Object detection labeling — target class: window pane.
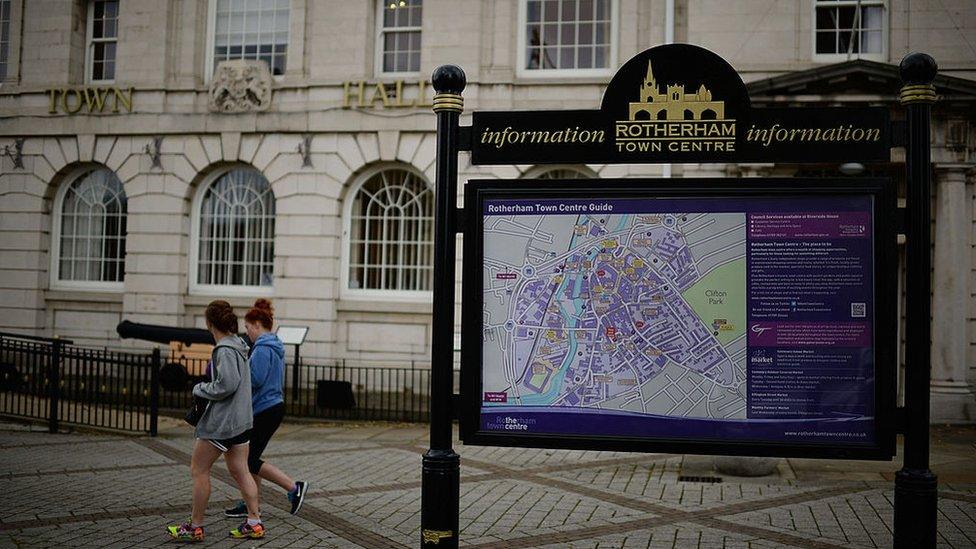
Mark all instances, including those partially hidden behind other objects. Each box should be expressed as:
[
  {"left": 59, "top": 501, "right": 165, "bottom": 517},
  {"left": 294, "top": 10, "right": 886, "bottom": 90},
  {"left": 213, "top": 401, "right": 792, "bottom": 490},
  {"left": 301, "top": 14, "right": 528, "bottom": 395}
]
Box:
[
  {"left": 861, "top": 29, "right": 882, "bottom": 53},
  {"left": 862, "top": 6, "right": 883, "bottom": 30},
  {"left": 815, "top": 7, "right": 833, "bottom": 30},
  {"left": 559, "top": 46, "right": 574, "bottom": 68},
  {"left": 348, "top": 168, "right": 432, "bottom": 292},
  {"left": 837, "top": 6, "right": 855, "bottom": 31},
  {"left": 816, "top": 30, "right": 835, "bottom": 54},
  {"left": 380, "top": 1, "right": 423, "bottom": 73},
  {"left": 594, "top": 45, "right": 607, "bottom": 67},
  {"left": 543, "top": 23, "right": 557, "bottom": 45},
  {"left": 562, "top": 0, "right": 577, "bottom": 20},
  {"left": 58, "top": 168, "right": 127, "bottom": 283},
  {"left": 529, "top": 0, "right": 615, "bottom": 70},
  {"left": 213, "top": 0, "right": 290, "bottom": 73},
  {"left": 197, "top": 168, "right": 275, "bottom": 287},
  {"left": 578, "top": 46, "right": 592, "bottom": 68},
  {"left": 579, "top": 23, "right": 592, "bottom": 44}
]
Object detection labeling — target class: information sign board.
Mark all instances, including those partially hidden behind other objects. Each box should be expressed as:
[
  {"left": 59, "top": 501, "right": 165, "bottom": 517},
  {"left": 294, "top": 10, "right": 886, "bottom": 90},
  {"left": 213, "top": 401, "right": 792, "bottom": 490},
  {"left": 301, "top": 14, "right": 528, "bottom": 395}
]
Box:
[{"left": 461, "top": 178, "right": 896, "bottom": 459}]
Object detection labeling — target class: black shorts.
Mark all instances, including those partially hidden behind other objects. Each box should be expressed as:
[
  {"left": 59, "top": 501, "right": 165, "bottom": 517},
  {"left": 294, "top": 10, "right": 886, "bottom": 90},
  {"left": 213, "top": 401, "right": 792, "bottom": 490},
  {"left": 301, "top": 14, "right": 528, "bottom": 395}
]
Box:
[
  {"left": 206, "top": 430, "right": 250, "bottom": 453},
  {"left": 248, "top": 402, "right": 285, "bottom": 474}
]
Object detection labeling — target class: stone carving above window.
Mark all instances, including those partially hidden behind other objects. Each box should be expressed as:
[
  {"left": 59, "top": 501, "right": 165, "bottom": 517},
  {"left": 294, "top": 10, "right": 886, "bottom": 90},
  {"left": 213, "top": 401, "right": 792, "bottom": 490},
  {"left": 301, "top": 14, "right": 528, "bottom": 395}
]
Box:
[{"left": 208, "top": 60, "right": 273, "bottom": 113}]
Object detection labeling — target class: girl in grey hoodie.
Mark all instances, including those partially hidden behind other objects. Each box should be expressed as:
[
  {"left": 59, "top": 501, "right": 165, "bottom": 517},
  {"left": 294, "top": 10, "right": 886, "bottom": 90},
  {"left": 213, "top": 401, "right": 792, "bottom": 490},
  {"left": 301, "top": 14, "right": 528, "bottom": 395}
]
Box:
[{"left": 167, "top": 301, "right": 265, "bottom": 542}]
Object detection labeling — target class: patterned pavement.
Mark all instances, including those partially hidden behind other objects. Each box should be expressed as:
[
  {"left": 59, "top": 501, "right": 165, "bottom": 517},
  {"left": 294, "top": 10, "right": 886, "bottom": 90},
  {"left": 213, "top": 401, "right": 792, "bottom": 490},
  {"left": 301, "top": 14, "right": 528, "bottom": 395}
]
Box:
[{"left": 0, "top": 418, "right": 973, "bottom": 548}]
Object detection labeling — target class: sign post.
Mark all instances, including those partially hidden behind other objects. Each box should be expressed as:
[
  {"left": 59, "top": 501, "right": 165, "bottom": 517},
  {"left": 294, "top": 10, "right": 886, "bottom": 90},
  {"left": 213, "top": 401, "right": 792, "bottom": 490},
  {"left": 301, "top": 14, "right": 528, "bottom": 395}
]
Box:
[
  {"left": 420, "top": 65, "right": 466, "bottom": 549},
  {"left": 893, "top": 52, "right": 939, "bottom": 549},
  {"left": 424, "top": 44, "right": 939, "bottom": 548}
]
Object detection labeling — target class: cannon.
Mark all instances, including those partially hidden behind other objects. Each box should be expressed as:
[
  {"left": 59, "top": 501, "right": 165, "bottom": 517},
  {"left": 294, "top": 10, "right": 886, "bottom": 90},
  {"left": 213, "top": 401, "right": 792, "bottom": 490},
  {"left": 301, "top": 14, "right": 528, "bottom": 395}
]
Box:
[{"left": 116, "top": 321, "right": 216, "bottom": 391}]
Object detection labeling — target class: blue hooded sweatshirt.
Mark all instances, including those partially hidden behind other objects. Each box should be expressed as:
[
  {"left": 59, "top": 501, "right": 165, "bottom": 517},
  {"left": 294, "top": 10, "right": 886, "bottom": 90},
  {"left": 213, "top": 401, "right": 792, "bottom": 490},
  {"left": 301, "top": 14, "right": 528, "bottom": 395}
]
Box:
[{"left": 248, "top": 332, "right": 285, "bottom": 415}]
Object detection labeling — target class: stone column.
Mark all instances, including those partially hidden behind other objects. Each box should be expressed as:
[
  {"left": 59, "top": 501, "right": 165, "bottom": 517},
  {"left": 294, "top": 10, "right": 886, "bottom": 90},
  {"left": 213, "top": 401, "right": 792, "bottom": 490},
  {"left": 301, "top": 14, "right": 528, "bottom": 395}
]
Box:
[{"left": 930, "top": 164, "right": 976, "bottom": 423}]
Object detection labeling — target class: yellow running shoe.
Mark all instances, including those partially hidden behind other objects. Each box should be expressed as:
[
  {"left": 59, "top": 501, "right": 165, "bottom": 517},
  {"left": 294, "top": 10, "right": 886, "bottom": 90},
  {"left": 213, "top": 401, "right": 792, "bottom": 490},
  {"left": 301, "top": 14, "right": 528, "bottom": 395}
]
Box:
[
  {"left": 166, "top": 521, "right": 204, "bottom": 543},
  {"left": 229, "top": 520, "right": 265, "bottom": 539}
]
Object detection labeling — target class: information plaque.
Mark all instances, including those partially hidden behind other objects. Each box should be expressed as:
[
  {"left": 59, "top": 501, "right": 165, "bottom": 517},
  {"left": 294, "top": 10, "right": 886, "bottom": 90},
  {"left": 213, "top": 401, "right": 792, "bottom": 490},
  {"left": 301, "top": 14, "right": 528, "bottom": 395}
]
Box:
[{"left": 461, "top": 178, "right": 896, "bottom": 459}]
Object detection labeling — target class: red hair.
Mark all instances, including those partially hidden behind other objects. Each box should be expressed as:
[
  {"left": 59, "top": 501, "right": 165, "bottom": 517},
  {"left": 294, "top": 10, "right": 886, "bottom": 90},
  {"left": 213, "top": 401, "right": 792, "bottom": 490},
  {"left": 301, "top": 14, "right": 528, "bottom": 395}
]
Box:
[{"left": 245, "top": 298, "right": 274, "bottom": 331}]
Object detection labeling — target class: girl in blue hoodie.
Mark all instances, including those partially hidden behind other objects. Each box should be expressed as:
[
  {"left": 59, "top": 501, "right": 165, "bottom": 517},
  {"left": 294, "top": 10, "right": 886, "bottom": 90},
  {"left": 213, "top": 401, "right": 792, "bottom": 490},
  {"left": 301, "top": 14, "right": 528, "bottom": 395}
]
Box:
[{"left": 224, "top": 299, "right": 309, "bottom": 518}]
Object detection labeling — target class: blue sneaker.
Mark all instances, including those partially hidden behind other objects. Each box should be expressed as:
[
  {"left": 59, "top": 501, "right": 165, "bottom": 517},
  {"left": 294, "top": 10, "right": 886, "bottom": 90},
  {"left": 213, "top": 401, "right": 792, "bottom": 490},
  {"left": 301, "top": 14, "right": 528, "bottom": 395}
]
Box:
[{"left": 287, "top": 481, "right": 309, "bottom": 515}]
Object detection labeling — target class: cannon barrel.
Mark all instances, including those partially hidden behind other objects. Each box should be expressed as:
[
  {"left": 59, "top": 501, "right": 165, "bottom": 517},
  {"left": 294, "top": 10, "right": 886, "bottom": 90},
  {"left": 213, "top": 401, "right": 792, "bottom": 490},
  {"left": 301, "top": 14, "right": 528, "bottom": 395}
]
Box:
[{"left": 116, "top": 320, "right": 214, "bottom": 345}]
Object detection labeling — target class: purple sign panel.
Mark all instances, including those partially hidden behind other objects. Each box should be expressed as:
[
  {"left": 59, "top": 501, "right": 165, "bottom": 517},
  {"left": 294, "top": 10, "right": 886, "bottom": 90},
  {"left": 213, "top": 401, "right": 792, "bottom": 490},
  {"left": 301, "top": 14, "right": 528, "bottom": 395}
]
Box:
[{"left": 479, "top": 195, "right": 875, "bottom": 445}]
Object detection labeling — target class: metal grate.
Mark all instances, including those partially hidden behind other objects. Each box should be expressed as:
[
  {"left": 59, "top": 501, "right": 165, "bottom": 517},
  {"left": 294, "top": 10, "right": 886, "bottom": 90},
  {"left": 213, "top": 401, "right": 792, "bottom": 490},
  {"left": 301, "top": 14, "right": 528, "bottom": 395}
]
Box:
[{"left": 677, "top": 475, "right": 723, "bottom": 483}]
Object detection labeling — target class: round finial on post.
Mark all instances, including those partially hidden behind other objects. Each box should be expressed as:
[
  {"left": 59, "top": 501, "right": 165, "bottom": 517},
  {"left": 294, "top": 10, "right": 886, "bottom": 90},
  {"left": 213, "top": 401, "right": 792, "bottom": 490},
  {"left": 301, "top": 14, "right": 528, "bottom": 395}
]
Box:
[
  {"left": 432, "top": 65, "right": 466, "bottom": 95},
  {"left": 431, "top": 65, "right": 466, "bottom": 113},
  {"left": 899, "top": 52, "right": 937, "bottom": 85},
  {"left": 899, "top": 52, "right": 937, "bottom": 105}
]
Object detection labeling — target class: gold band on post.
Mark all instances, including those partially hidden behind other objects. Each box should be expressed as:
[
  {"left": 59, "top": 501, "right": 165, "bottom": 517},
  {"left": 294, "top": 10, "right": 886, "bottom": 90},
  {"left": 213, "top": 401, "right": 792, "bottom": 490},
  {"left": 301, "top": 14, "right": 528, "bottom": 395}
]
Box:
[
  {"left": 432, "top": 93, "right": 463, "bottom": 113},
  {"left": 899, "top": 84, "right": 937, "bottom": 105}
]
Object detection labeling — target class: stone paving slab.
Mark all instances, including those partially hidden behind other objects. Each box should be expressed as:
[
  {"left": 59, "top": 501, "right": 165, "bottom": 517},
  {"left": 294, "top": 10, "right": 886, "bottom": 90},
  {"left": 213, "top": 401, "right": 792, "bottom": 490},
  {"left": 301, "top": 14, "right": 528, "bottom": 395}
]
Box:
[
  {"left": 533, "top": 521, "right": 796, "bottom": 549},
  {"left": 314, "top": 477, "right": 657, "bottom": 547},
  {"left": 0, "top": 438, "right": 172, "bottom": 476},
  {"left": 2, "top": 507, "right": 355, "bottom": 548},
  {"left": 722, "top": 488, "right": 976, "bottom": 548},
  {"left": 1, "top": 419, "right": 975, "bottom": 548},
  {"left": 0, "top": 466, "right": 240, "bottom": 524}
]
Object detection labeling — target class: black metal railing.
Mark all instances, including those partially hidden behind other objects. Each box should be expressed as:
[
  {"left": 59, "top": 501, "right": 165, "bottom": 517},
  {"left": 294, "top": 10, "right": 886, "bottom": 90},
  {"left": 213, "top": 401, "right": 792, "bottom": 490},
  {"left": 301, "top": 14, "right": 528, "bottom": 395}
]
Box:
[
  {"left": 2, "top": 331, "right": 442, "bottom": 433},
  {"left": 0, "top": 332, "right": 160, "bottom": 435},
  {"left": 157, "top": 356, "right": 436, "bottom": 423}
]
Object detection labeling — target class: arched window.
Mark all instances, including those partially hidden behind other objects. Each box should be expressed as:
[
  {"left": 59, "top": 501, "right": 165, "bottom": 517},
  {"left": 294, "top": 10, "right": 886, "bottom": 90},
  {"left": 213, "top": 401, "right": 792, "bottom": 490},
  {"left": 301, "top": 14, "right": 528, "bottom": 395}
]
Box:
[
  {"left": 525, "top": 166, "right": 596, "bottom": 179},
  {"left": 193, "top": 167, "right": 275, "bottom": 292},
  {"left": 344, "top": 165, "right": 433, "bottom": 296},
  {"left": 52, "top": 166, "right": 127, "bottom": 288}
]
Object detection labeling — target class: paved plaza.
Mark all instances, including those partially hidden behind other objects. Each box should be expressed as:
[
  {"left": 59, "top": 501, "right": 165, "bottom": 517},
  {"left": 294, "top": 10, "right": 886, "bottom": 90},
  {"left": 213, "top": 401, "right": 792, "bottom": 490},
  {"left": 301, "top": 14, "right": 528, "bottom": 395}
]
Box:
[{"left": 0, "top": 417, "right": 974, "bottom": 548}]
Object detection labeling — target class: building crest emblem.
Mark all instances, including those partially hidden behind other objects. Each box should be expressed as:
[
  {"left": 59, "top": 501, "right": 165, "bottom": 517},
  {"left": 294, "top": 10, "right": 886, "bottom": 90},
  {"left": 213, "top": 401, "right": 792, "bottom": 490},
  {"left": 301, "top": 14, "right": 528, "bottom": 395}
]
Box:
[{"left": 208, "top": 59, "right": 273, "bottom": 113}]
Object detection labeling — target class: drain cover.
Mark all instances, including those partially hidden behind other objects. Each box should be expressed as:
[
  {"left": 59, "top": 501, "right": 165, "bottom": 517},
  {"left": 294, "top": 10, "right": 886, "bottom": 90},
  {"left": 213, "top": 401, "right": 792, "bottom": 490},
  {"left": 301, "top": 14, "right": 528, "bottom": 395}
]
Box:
[{"left": 677, "top": 475, "right": 723, "bottom": 483}]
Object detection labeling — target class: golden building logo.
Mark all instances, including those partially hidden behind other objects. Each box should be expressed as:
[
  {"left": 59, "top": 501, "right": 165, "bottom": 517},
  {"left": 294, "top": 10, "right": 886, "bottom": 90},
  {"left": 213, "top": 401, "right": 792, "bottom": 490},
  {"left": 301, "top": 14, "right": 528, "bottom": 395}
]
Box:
[{"left": 615, "top": 61, "right": 736, "bottom": 153}]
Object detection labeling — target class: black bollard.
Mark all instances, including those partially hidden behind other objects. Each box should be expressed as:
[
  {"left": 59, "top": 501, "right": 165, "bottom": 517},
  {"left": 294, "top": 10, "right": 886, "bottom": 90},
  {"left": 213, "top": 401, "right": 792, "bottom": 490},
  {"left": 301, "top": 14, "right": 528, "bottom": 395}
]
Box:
[
  {"left": 893, "top": 51, "right": 938, "bottom": 549},
  {"left": 420, "top": 64, "right": 466, "bottom": 549}
]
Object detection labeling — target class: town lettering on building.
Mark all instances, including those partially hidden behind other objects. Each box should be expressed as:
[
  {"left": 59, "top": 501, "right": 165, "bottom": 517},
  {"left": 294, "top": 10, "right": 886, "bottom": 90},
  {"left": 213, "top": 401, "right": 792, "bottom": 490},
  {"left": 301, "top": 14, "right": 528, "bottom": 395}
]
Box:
[
  {"left": 46, "top": 87, "right": 133, "bottom": 114},
  {"left": 342, "top": 80, "right": 432, "bottom": 109}
]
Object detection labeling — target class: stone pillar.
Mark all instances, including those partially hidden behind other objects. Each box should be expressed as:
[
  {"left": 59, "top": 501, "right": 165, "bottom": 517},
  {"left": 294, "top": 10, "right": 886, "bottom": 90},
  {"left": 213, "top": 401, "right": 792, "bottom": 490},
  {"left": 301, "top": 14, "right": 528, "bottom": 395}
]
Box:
[{"left": 930, "top": 164, "right": 976, "bottom": 423}]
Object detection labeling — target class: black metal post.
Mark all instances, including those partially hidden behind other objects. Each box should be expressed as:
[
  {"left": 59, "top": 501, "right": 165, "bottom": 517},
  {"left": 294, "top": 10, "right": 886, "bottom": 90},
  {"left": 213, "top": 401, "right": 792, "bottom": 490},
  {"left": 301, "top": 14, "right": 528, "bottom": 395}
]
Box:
[
  {"left": 150, "top": 347, "right": 160, "bottom": 437},
  {"left": 894, "top": 52, "right": 939, "bottom": 549},
  {"left": 48, "top": 337, "right": 62, "bottom": 434},
  {"left": 420, "top": 64, "right": 465, "bottom": 548},
  {"left": 292, "top": 344, "right": 300, "bottom": 403}
]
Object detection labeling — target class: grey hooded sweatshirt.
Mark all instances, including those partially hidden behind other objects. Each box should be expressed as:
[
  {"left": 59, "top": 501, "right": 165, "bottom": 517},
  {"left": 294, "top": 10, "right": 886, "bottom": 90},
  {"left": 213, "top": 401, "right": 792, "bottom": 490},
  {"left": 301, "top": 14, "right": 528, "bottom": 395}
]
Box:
[{"left": 192, "top": 335, "right": 253, "bottom": 440}]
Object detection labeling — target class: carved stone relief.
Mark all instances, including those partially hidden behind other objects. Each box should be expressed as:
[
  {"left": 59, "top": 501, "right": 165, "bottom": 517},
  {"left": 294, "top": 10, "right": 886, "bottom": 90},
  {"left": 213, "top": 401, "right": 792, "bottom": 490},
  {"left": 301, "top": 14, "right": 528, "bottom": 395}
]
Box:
[{"left": 208, "top": 60, "right": 273, "bottom": 113}]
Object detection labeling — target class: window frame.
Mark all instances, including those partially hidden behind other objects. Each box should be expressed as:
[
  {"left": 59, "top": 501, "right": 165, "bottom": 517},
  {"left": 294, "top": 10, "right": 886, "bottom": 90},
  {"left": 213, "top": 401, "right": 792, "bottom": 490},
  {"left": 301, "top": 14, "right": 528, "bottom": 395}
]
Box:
[
  {"left": 85, "top": 0, "right": 119, "bottom": 85},
  {"left": 516, "top": 0, "right": 619, "bottom": 80},
  {"left": 811, "top": 0, "right": 887, "bottom": 63},
  {"left": 340, "top": 163, "right": 434, "bottom": 303},
  {"left": 49, "top": 164, "right": 127, "bottom": 293},
  {"left": 374, "top": 0, "right": 423, "bottom": 78},
  {"left": 0, "top": 0, "right": 11, "bottom": 81},
  {"left": 189, "top": 166, "right": 276, "bottom": 297},
  {"left": 204, "top": 0, "right": 290, "bottom": 84}
]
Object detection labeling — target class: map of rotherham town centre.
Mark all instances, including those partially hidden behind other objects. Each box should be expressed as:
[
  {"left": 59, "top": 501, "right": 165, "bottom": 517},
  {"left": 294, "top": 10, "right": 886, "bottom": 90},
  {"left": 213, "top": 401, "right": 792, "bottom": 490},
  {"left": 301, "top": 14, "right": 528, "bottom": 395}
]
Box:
[
  {"left": 482, "top": 200, "right": 747, "bottom": 419},
  {"left": 479, "top": 194, "right": 877, "bottom": 444}
]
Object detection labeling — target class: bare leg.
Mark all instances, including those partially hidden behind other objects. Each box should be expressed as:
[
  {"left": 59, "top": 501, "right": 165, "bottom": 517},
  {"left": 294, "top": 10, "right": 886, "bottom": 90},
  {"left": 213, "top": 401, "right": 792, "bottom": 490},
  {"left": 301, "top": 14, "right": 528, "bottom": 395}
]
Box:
[
  {"left": 190, "top": 440, "right": 222, "bottom": 525},
  {"left": 225, "top": 444, "right": 261, "bottom": 520},
  {"left": 258, "top": 462, "right": 295, "bottom": 493}
]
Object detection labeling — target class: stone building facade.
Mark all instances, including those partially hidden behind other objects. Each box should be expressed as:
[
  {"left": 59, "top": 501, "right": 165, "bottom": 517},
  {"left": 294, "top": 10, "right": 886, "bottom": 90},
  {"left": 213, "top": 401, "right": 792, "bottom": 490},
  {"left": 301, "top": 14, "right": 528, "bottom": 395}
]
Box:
[{"left": 1, "top": 0, "right": 974, "bottom": 420}]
